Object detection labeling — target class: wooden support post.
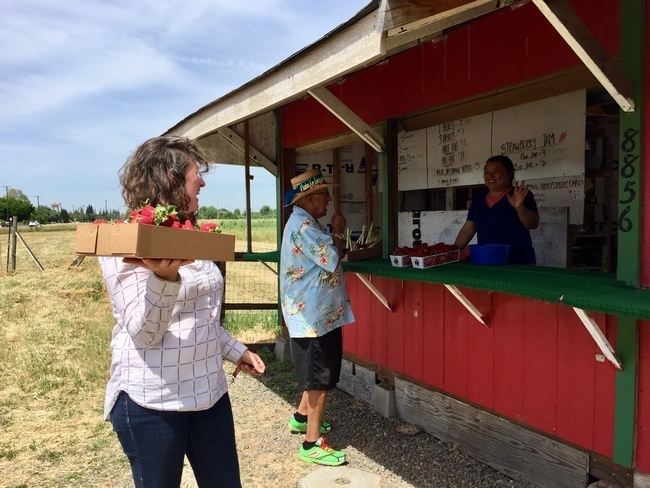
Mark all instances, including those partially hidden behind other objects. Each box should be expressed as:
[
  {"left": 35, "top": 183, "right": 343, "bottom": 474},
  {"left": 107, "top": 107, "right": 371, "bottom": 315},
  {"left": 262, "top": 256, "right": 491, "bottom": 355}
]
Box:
[
  {"left": 355, "top": 273, "right": 392, "bottom": 312},
  {"left": 365, "top": 143, "right": 374, "bottom": 228},
  {"left": 572, "top": 307, "right": 622, "bottom": 370},
  {"left": 333, "top": 147, "right": 340, "bottom": 214},
  {"left": 444, "top": 284, "right": 489, "bottom": 327}
]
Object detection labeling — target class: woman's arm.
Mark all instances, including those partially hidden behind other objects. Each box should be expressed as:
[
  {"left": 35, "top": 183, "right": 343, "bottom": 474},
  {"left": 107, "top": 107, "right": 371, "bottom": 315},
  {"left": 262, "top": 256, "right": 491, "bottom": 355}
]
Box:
[
  {"left": 454, "top": 221, "right": 477, "bottom": 249},
  {"left": 508, "top": 181, "right": 540, "bottom": 229}
]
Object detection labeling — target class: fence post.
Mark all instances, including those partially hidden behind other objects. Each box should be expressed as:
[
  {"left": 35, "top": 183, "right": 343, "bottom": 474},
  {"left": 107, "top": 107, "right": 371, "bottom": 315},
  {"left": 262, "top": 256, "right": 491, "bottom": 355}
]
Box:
[{"left": 8, "top": 216, "right": 17, "bottom": 272}]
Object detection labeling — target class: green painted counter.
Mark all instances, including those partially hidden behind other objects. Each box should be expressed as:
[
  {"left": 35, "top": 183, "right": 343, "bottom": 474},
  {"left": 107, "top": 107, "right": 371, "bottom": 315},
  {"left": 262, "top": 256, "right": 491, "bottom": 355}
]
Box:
[{"left": 241, "top": 252, "right": 650, "bottom": 320}]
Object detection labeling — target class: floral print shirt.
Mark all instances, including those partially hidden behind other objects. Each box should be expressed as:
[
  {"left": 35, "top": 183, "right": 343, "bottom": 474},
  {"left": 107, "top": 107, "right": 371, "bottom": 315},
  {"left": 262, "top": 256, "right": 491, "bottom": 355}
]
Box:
[{"left": 280, "top": 206, "right": 355, "bottom": 338}]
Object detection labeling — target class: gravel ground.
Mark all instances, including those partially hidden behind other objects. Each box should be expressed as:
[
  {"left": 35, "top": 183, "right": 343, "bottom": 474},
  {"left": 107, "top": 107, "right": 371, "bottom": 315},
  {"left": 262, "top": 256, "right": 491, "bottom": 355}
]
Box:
[{"left": 176, "top": 351, "right": 535, "bottom": 488}]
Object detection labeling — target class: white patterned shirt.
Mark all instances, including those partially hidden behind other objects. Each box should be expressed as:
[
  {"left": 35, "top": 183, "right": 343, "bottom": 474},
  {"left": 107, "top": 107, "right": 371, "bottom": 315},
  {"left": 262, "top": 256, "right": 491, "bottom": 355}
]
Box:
[
  {"left": 280, "top": 206, "right": 355, "bottom": 338},
  {"left": 99, "top": 257, "right": 247, "bottom": 420}
]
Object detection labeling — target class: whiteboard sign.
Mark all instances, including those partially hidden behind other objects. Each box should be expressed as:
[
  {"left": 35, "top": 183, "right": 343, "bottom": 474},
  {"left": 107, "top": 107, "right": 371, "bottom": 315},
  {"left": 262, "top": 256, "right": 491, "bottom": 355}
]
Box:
[
  {"left": 492, "top": 90, "right": 585, "bottom": 179},
  {"left": 397, "top": 128, "right": 427, "bottom": 191},
  {"left": 525, "top": 175, "right": 584, "bottom": 224},
  {"left": 426, "top": 113, "right": 493, "bottom": 187}
]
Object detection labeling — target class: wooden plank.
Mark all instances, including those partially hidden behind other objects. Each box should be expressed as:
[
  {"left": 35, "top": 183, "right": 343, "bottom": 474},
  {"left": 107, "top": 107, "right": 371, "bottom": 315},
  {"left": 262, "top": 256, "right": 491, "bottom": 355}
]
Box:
[
  {"left": 531, "top": 0, "right": 634, "bottom": 112},
  {"left": 464, "top": 287, "right": 494, "bottom": 409},
  {"left": 333, "top": 147, "right": 340, "bottom": 213},
  {"left": 165, "top": 13, "right": 385, "bottom": 140},
  {"left": 308, "top": 86, "right": 385, "bottom": 152},
  {"left": 338, "top": 359, "right": 375, "bottom": 404},
  {"left": 635, "top": 470, "right": 650, "bottom": 488},
  {"left": 443, "top": 285, "right": 469, "bottom": 398},
  {"left": 403, "top": 280, "right": 424, "bottom": 380},
  {"left": 556, "top": 305, "right": 596, "bottom": 449},
  {"left": 394, "top": 377, "right": 589, "bottom": 488},
  {"left": 592, "top": 313, "right": 616, "bottom": 457},
  {"left": 422, "top": 283, "right": 445, "bottom": 387},
  {"left": 588, "top": 452, "right": 632, "bottom": 488},
  {"left": 493, "top": 294, "right": 525, "bottom": 421},
  {"left": 382, "top": 0, "right": 479, "bottom": 31},
  {"left": 365, "top": 143, "right": 373, "bottom": 227},
  {"left": 522, "top": 300, "right": 558, "bottom": 435},
  {"left": 215, "top": 127, "right": 277, "bottom": 176}
]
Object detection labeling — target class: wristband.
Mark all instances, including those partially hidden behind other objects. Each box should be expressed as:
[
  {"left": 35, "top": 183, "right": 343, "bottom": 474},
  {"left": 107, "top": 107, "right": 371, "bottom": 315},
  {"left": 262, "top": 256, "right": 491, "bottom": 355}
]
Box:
[{"left": 333, "top": 233, "right": 345, "bottom": 240}]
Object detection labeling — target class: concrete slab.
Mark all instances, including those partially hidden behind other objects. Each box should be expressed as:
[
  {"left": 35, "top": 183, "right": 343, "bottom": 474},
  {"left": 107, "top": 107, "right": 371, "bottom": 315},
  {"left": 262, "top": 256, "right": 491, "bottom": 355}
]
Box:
[{"left": 297, "top": 466, "right": 380, "bottom": 488}]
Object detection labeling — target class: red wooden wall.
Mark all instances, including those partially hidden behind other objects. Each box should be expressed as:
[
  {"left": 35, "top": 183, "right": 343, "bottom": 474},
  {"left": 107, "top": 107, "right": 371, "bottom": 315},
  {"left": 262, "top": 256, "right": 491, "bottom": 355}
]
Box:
[
  {"left": 280, "top": 0, "right": 620, "bottom": 149},
  {"left": 277, "top": 0, "right": 647, "bottom": 467},
  {"left": 344, "top": 274, "right": 617, "bottom": 456}
]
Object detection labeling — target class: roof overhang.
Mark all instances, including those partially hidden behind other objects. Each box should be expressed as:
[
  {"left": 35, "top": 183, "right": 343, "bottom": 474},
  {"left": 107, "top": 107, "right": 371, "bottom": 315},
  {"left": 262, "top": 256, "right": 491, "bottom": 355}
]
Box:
[{"left": 164, "top": 0, "right": 634, "bottom": 166}]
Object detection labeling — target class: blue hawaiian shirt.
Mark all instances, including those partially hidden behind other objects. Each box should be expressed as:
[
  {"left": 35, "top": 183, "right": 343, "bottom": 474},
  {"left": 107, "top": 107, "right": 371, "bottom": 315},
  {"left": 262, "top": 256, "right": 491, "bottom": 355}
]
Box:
[{"left": 280, "top": 206, "right": 355, "bottom": 338}]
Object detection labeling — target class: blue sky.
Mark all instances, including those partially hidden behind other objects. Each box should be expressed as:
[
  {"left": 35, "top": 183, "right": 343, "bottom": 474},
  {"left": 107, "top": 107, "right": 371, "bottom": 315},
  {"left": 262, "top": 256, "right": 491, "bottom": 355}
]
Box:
[{"left": 1, "top": 0, "right": 369, "bottom": 214}]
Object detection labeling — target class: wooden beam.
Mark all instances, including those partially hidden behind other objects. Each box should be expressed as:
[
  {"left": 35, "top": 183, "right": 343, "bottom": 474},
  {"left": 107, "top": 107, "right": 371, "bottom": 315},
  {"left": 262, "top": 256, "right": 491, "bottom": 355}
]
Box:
[
  {"left": 355, "top": 273, "right": 393, "bottom": 312},
  {"left": 164, "top": 13, "right": 385, "bottom": 140},
  {"left": 444, "top": 284, "right": 489, "bottom": 326},
  {"left": 333, "top": 148, "right": 341, "bottom": 214},
  {"left": 215, "top": 127, "right": 277, "bottom": 176},
  {"left": 572, "top": 307, "right": 623, "bottom": 370},
  {"left": 385, "top": 0, "right": 521, "bottom": 54},
  {"left": 531, "top": 0, "right": 634, "bottom": 112},
  {"left": 307, "top": 86, "right": 385, "bottom": 153},
  {"left": 365, "top": 143, "right": 374, "bottom": 227}
]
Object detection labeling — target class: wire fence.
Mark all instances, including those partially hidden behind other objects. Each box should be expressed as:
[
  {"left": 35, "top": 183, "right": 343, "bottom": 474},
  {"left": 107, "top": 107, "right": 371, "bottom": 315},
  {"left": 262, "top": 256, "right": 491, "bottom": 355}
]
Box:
[{"left": 2, "top": 224, "right": 280, "bottom": 335}]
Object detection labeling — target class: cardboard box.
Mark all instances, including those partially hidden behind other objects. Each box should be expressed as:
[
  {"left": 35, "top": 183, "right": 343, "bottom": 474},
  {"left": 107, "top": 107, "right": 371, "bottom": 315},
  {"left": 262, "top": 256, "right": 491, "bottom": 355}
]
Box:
[
  {"left": 411, "top": 249, "right": 460, "bottom": 269},
  {"left": 342, "top": 240, "right": 382, "bottom": 262},
  {"left": 75, "top": 223, "right": 235, "bottom": 261},
  {"left": 390, "top": 254, "right": 411, "bottom": 267}
]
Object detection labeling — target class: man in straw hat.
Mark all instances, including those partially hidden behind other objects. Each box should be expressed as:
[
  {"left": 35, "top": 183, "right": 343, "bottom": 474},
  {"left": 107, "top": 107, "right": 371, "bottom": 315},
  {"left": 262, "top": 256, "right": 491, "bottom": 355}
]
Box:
[{"left": 280, "top": 168, "right": 355, "bottom": 466}]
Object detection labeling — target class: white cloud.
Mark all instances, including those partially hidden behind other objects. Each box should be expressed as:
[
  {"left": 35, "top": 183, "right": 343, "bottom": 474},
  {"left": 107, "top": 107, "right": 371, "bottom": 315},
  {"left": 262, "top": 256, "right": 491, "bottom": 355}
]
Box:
[{"left": 0, "top": 0, "right": 370, "bottom": 211}]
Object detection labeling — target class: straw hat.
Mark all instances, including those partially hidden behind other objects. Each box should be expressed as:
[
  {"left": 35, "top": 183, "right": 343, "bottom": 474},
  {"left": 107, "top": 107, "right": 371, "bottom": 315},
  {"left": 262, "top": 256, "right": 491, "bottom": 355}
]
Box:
[{"left": 283, "top": 169, "right": 338, "bottom": 206}]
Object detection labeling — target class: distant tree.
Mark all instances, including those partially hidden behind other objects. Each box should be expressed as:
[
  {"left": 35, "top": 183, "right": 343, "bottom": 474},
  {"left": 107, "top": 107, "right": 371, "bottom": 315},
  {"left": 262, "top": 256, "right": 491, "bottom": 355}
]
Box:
[
  {"left": 60, "top": 209, "right": 70, "bottom": 222},
  {"left": 199, "top": 206, "right": 219, "bottom": 219},
  {"left": 0, "top": 197, "right": 33, "bottom": 222},
  {"left": 85, "top": 205, "right": 96, "bottom": 222},
  {"left": 259, "top": 205, "right": 271, "bottom": 216},
  {"left": 32, "top": 205, "right": 57, "bottom": 223},
  {"left": 7, "top": 188, "right": 29, "bottom": 201},
  {"left": 233, "top": 208, "right": 241, "bottom": 217}
]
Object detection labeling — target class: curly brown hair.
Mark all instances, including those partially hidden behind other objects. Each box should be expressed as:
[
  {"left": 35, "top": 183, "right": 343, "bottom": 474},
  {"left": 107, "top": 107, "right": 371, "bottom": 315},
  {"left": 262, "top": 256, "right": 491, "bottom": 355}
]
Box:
[{"left": 119, "top": 136, "right": 209, "bottom": 224}]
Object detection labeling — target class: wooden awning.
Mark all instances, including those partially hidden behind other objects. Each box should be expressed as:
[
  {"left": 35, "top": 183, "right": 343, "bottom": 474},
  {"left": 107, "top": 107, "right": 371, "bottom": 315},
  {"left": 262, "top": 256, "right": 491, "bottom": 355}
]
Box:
[{"left": 163, "top": 0, "right": 633, "bottom": 168}]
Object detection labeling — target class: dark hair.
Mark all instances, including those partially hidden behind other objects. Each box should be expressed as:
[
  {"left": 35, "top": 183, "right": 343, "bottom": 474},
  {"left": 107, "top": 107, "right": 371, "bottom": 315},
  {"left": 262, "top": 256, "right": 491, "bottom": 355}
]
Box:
[
  {"left": 119, "top": 137, "right": 209, "bottom": 224},
  {"left": 485, "top": 155, "right": 514, "bottom": 183}
]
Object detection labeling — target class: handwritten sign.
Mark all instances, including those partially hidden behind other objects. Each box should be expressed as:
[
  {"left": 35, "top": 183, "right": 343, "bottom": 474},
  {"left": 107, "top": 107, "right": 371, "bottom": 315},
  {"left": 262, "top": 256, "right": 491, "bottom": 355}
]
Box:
[
  {"left": 526, "top": 175, "right": 584, "bottom": 224},
  {"left": 491, "top": 90, "right": 585, "bottom": 179},
  {"left": 426, "top": 112, "right": 493, "bottom": 187},
  {"left": 397, "top": 128, "right": 427, "bottom": 190}
]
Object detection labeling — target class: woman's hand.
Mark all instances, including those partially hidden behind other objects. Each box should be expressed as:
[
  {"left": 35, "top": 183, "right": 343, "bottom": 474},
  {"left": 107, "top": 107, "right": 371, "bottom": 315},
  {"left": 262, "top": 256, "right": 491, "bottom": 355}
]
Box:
[
  {"left": 122, "top": 257, "right": 194, "bottom": 281},
  {"left": 507, "top": 180, "right": 530, "bottom": 209},
  {"left": 232, "top": 350, "right": 266, "bottom": 379}
]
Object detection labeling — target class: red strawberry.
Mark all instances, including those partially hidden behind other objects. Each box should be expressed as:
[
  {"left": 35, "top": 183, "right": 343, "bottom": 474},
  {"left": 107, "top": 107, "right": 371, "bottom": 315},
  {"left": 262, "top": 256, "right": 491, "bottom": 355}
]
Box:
[
  {"left": 171, "top": 221, "right": 182, "bottom": 228},
  {"left": 93, "top": 219, "right": 109, "bottom": 224},
  {"left": 182, "top": 220, "right": 195, "bottom": 230},
  {"left": 200, "top": 223, "right": 221, "bottom": 233},
  {"left": 127, "top": 210, "right": 140, "bottom": 223},
  {"left": 140, "top": 205, "right": 156, "bottom": 218},
  {"left": 559, "top": 131, "right": 567, "bottom": 143},
  {"left": 137, "top": 216, "right": 155, "bottom": 225},
  {"left": 161, "top": 214, "right": 177, "bottom": 227}
]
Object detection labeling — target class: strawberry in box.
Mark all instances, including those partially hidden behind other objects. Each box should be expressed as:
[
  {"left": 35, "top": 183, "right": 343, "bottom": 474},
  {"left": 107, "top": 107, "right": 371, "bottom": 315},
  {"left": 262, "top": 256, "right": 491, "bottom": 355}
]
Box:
[{"left": 410, "top": 242, "right": 460, "bottom": 269}]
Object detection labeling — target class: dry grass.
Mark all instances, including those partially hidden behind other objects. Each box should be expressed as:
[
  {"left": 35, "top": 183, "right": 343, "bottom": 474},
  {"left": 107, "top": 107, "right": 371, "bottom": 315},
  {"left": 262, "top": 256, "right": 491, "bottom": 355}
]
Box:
[
  {"left": 0, "top": 262, "right": 131, "bottom": 487},
  {"left": 0, "top": 238, "right": 281, "bottom": 486}
]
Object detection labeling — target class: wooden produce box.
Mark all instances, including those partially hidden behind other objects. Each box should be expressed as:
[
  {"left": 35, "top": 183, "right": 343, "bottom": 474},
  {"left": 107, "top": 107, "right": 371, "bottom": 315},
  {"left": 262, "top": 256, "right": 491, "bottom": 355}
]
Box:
[
  {"left": 75, "top": 223, "right": 235, "bottom": 261},
  {"left": 342, "top": 240, "right": 382, "bottom": 262}
]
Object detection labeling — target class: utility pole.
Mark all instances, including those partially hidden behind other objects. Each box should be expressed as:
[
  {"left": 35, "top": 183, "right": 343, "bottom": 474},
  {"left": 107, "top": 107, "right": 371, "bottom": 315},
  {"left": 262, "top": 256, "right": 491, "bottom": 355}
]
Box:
[
  {"left": 3, "top": 186, "right": 9, "bottom": 224},
  {"left": 34, "top": 195, "right": 41, "bottom": 207}
]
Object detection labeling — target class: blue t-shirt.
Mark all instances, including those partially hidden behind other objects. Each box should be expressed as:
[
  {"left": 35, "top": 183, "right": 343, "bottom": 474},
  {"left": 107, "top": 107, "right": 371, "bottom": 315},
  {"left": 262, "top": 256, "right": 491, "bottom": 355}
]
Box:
[{"left": 467, "top": 190, "right": 537, "bottom": 264}]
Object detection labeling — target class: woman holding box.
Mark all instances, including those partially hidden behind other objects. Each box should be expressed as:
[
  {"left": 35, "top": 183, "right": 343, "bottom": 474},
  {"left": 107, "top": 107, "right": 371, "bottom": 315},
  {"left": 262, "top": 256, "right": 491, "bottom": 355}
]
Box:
[{"left": 99, "top": 136, "right": 265, "bottom": 488}]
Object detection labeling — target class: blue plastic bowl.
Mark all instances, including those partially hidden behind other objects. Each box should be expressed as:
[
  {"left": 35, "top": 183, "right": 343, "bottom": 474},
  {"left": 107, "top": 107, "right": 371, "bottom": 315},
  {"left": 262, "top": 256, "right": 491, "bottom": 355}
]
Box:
[{"left": 469, "top": 244, "right": 511, "bottom": 265}]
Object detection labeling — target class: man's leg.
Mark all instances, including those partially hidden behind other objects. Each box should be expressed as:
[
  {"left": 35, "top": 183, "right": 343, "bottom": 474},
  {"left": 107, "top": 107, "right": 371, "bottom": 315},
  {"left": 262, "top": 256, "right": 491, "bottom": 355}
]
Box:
[{"left": 305, "top": 389, "right": 328, "bottom": 442}]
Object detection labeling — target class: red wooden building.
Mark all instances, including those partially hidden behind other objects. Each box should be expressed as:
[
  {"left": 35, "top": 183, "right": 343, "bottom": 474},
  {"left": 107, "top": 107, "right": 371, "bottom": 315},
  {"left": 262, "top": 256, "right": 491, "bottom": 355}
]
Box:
[{"left": 166, "top": 1, "right": 650, "bottom": 486}]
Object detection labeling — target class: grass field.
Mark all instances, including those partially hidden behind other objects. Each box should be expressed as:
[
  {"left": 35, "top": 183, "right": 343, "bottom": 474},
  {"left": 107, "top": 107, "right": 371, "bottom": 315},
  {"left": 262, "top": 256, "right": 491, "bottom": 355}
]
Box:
[{"left": 0, "top": 222, "right": 282, "bottom": 486}]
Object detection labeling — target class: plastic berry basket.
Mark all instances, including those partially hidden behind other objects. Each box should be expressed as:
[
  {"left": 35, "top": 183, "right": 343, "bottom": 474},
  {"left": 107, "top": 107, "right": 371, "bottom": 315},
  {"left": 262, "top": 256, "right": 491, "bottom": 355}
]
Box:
[{"left": 468, "top": 244, "right": 511, "bottom": 265}]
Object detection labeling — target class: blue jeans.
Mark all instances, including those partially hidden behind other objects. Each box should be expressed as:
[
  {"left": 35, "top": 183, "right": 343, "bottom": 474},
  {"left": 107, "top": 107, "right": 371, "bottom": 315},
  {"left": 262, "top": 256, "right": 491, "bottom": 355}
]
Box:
[{"left": 110, "top": 391, "right": 241, "bottom": 488}]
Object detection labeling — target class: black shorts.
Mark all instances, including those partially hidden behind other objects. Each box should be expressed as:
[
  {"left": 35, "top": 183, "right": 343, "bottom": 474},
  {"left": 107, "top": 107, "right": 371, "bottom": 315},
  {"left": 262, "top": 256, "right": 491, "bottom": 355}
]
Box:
[{"left": 290, "top": 327, "right": 343, "bottom": 391}]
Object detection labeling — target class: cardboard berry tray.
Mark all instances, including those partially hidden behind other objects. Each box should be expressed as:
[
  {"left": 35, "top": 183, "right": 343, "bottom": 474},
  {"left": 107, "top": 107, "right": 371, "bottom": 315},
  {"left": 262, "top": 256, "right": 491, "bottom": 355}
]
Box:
[
  {"left": 411, "top": 249, "right": 460, "bottom": 269},
  {"left": 75, "top": 223, "right": 235, "bottom": 261},
  {"left": 390, "top": 254, "right": 411, "bottom": 267}
]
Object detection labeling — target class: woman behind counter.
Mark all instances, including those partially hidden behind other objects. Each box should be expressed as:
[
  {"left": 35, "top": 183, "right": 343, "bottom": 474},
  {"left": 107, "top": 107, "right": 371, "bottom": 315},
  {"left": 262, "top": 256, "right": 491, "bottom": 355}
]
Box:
[
  {"left": 454, "top": 155, "right": 539, "bottom": 264},
  {"left": 100, "top": 136, "right": 265, "bottom": 488}
]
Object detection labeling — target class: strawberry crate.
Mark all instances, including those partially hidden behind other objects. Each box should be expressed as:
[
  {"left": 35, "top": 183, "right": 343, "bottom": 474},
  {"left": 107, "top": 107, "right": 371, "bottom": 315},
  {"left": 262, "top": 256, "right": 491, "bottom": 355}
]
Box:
[
  {"left": 411, "top": 249, "right": 460, "bottom": 269},
  {"left": 390, "top": 254, "right": 411, "bottom": 267}
]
